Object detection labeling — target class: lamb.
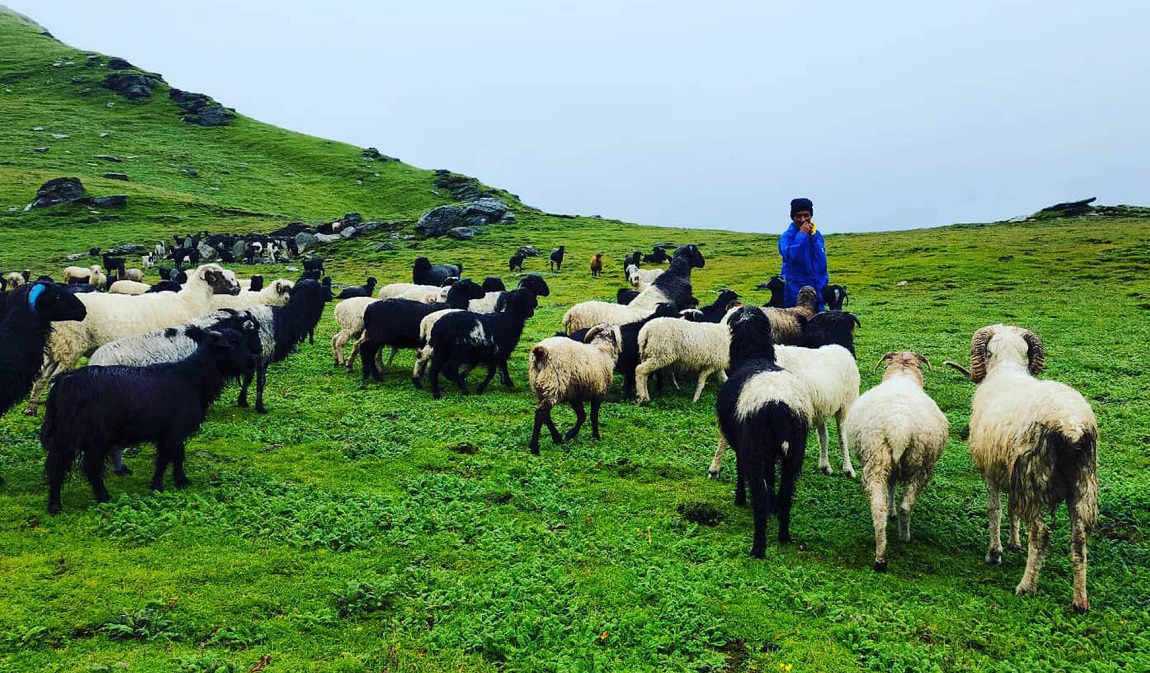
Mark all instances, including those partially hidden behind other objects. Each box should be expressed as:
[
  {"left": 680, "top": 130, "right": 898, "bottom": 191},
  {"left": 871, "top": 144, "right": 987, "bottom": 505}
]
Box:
[
  {"left": 821, "top": 284, "right": 849, "bottom": 311},
  {"left": 0, "top": 283, "right": 87, "bottom": 483},
  {"left": 844, "top": 351, "right": 948, "bottom": 572},
  {"left": 567, "top": 302, "right": 680, "bottom": 400},
  {"left": 377, "top": 282, "right": 450, "bottom": 303},
  {"left": 210, "top": 278, "right": 293, "bottom": 309},
  {"left": 335, "top": 277, "right": 378, "bottom": 300},
  {"left": 23, "top": 264, "right": 241, "bottom": 415},
  {"left": 413, "top": 257, "right": 462, "bottom": 286},
  {"left": 626, "top": 264, "right": 663, "bottom": 288},
  {"left": 945, "top": 324, "right": 1099, "bottom": 613},
  {"left": 42, "top": 326, "right": 259, "bottom": 514},
  {"left": 633, "top": 305, "right": 737, "bottom": 404},
  {"left": 527, "top": 324, "right": 622, "bottom": 454},
  {"left": 715, "top": 305, "right": 814, "bottom": 557},
  {"left": 549, "top": 246, "right": 565, "bottom": 272},
  {"left": 628, "top": 244, "right": 706, "bottom": 311},
  {"left": 146, "top": 280, "right": 182, "bottom": 293},
  {"left": 108, "top": 280, "right": 150, "bottom": 295},
  {"left": 590, "top": 254, "right": 603, "bottom": 278},
  {"left": 330, "top": 296, "right": 377, "bottom": 368},
  {"left": 359, "top": 280, "right": 487, "bottom": 380},
  {"left": 761, "top": 285, "right": 819, "bottom": 345},
  {"left": 419, "top": 288, "right": 538, "bottom": 399}
]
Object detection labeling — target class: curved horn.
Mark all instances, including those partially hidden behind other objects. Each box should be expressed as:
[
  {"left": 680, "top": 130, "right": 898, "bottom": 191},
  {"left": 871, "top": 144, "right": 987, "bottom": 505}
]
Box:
[
  {"left": 873, "top": 351, "right": 897, "bottom": 372},
  {"left": 969, "top": 326, "right": 994, "bottom": 383},
  {"left": 944, "top": 360, "right": 972, "bottom": 379},
  {"left": 1022, "top": 330, "right": 1045, "bottom": 376},
  {"left": 916, "top": 353, "right": 932, "bottom": 371},
  {"left": 584, "top": 323, "right": 605, "bottom": 343}
]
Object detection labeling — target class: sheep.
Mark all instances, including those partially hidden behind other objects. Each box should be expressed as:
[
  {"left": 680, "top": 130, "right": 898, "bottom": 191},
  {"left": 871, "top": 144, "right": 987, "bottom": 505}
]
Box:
[
  {"left": 42, "top": 326, "right": 259, "bottom": 514},
  {"left": 642, "top": 246, "right": 669, "bottom": 264},
  {"left": 567, "top": 302, "right": 681, "bottom": 400},
  {"left": 210, "top": 279, "right": 293, "bottom": 309},
  {"left": 626, "top": 264, "right": 663, "bottom": 288},
  {"left": 359, "top": 280, "right": 487, "bottom": 380},
  {"left": 141, "top": 253, "right": 155, "bottom": 270},
  {"left": 63, "top": 265, "right": 100, "bottom": 284},
  {"left": 715, "top": 305, "right": 814, "bottom": 557},
  {"left": 622, "top": 251, "right": 642, "bottom": 277},
  {"left": 822, "top": 284, "right": 849, "bottom": 310},
  {"left": 698, "top": 290, "right": 741, "bottom": 322},
  {"left": 945, "top": 325, "right": 1099, "bottom": 613},
  {"left": 562, "top": 301, "right": 653, "bottom": 334},
  {"left": 628, "top": 244, "right": 706, "bottom": 311},
  {"left": 548, "top": 246, "right": 565, "bottom": 272},
  {"left": 413, "top": 257, "right": 462, "bottom": 286},
  {"left": 616, "top": 288, "right": 640, "bottom": 305},
  {"left": 761, "top": 285, "right": 819, "bottom": 346},
  {"left": 758, "top": 276, "right": 785, "bottom": 308},
  {"left": 122, "top": 268, "right": 144, "bottom": 283},
  {"left": 243, "top": 275, "right": 265, "bottom": 292},
  {"left": 169, "top": 246, "right": 200, "bottom": 269},
  {"left": 633, "top": 306, "right": 737, "bottom": 404},
  {"left": 146, "top": 280, "right": 182, "bottom": 293},
  {"left": 527, "top": 324, "right": 622, "bottom": 454},
  {"left": 302, "top": 256, "right": 326, "bottom": 276},
  {"left": 590, "top": 254, "right": 603, "bottom": 278},
  {"left": 0, "top": 283, "right": 87, "bottom": 483},
  {"left": 335, "top": 277, "right": 378, "bottom": 300},
  {"left": 102, "top": 253, "right": 127, "bottom": 280},
  {"left": 481, "top": 277, "right": 507, "bottom": 293},
  {"left": 330, "top": 296, "right": 377, "bottom": 368},
  {"left": 4, "top": 271, "right": 27, "bottom": 288},
  {"left": 23, "top": 264, "right": 241, "bottom": 415},
  {"left": 466, "top": 274, "right": 550, "bottom": 314},
  {"left": 508, "top": 253, "right": 525, "bottom": 273},
  {"left": 108, "top": 280, "right": 150, "bottom": 295},
  {"left": 844, "top": 351, "right": 948, "bottom": 572},
  {"left": 419, "top": 288, "right": 538, "bottom": 399},
  {"left": 377, "top": 282, "right": 449, "bottom": 303}
]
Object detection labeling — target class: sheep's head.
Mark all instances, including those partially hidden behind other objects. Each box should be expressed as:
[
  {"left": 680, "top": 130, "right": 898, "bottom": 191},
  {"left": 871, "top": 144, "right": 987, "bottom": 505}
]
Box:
[
  {"left": 796, "top": 286, "right": 820, "bottom": 310},
  {"left": 273, "top": 280, "right": 293, "bottom": 297},
  {"left": 518, "top": 274, "right": 550, "bottom": 297},
  {"left": 674, "top": 244, "right": 706, "bottom": 269},
  {"left": 26, "top": 282, "right": 87, "bottom": 323},
  {"left": 585, "top": 323, "right": 623, "bottom": 356},
  {"left": 197, "top": 264, "right": 242, "bottom": 296},
  {"left": 875, "top": 351, "right": 929, "bottom": 386},
  {"left": 968, "top": 324, "right": 1045, "bottom": 383}
]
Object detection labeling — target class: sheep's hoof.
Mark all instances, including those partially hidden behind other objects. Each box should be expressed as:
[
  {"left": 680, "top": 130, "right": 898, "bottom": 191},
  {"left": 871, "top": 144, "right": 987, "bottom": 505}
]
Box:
[
  {"left": 750, "top": 547, "right": 766, "bottom": 559},
  {"left": 900, "top": 532, "right": 911, "bottom": 543},
  {"left": 1073, "top": 600, "right": 1090, "bottom": 614},
  {"left": 777, "top": 531, "right": 791, "bottom": 543},
  {"left": 256, "top": 406, "right": 268, "bottom": 414},
  {"left": 528, "top": 444, "right": 540, "bottom": 456},
  {"left": 986, "top": 549, "right": 1003, "bottom": 565},
  {"left": 563, "top": 430, "right": 579, "bottom": 442},
  {"left": 1008, "top": 542, "right": 1022, "bottom": 552},
  {"left": 237, "top": 398, "right": 249, "bottom": 408},
  {"left": 874, "top": 560, "right": 888, "bottom": 573},
  {"left": 843, "top": 468, "right": 856, "bottom": 479},
  {"left": 821, "top": 465, "right": 833, "bottom": 476},
  {"left": 23, "top": 406, "right": 38, "bottom": 416},
  {"left": 113, "top": 465, "right": 132, "bottom": 476},
  {"left": 412, "top": 377, "right": 422, "bottom": 389},
  {"left": 707, "top": 469, "right": 719, "bottom": 479},
  {"left": 47, "top": 501, "right": 62, "bottom": 515},
  {"left": 174, "top": 477, "right": 191, "bottom": 489},
  {"left": 1014, "top": 582, "right": 1037, "bottom": 596}
]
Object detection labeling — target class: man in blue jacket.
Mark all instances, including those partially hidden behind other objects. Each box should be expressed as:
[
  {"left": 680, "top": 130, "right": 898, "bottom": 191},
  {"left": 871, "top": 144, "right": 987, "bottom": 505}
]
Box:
[{"left": 778, "top": 197, "right": 828, "bottom": 309}]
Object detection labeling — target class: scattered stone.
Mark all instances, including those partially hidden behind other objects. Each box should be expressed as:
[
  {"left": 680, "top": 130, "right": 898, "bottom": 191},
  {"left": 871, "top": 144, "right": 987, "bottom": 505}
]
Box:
[
  {"left": 340, "top": 226, "right": 357, "bottom": 238},
  {"left": 65, "top": 252, "right": 89, "bottom": 261},
  {"left": 86, "top": 54, "right": 100, "bottom": 67},
  {"left": 448, "top": 226, "right": 480, "bottom": 240},
  {"left": 896, "top": 280, "right": 909, "bottom": 286},
  {"left": 169, "top": 88, "right": 235, "bottom": 126},
  {"left": 103, "top": 72, "right": 161, "bottom": 100},
  {"left": 31, "top": 126, "right": 44, "bottom": 131},
  {"left": 181, "top": 168, "right": 199, "bottom": 177},
  {"left": 358, "top": 221, "right": 383, "bottom": 233},
  {"left": 99, "top": 132, "right": 110, "bottom": 138},
  {"left": 197, "top": 242, "right": 219, "bottom": 262},
  {"left": 354, "top": 179, "right": 363, "bottom": 186},
  {"left": 103, "top": 172, "right": 129, "bottom": 181},
  {"left": 415, "top": 205, "right": 466, "bottom": 238},
  {"left": 84, "top": 195, "right": 127, "bottom": 208},
  {"left": 433, "top": 170, "right": 485, "bottom": 201},
  {"left": 343, "top": 212, "right": 363, "bottom": 227},
  {"left": 463, "top": 197, "right": 508, "bottom": 223},
  {"left": 51, "top": 133, "right": 69, "bottom": 139},
  {"left": 33, "top": 147, "right": 49, "bottom": 153},
  {"left": 517, "top": 245, "right": 541, "bottom": 257},
  {"left": 295, "top": 232, "right": 319, "bottom": 250},
  {"left": 362, "top": 147, "right": 381, "bottom": 160},
  {"left": 95, "top": 154, "right": 121, "bottom": 162},
  {"left": 107, "top": 243, "right": 146, "bottom": 255},
  {"left": 500, "top": 212, "right": 516, "bottom": 223},
  {"left": 31, "top": 177, "right": 86, "bottom": 208},
  {"left": 237, "top": 162, "right": 248, "bottom": 167},
  {"left": 107, "top": 57, "right": 134, "bottom": 70},
  {"left": 315, "top": 233, "right": 341, "bottom": 244},
  {"left": 375, "top": 242, "right": 395, "bottom": 252}
]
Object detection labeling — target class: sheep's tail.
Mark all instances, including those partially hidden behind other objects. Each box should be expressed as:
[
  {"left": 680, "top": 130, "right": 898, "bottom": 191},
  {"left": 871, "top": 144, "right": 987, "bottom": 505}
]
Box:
[
  {"left": 1010, "top": 425, "right": 1099, "bottom": 527},
  {"left": 530, "top": 346, "right": 548, "bottom": 372}
]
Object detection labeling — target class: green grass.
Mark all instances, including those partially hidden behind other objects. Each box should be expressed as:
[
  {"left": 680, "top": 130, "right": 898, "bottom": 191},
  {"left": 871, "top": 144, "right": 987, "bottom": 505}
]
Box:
[{"left": 2, "top": 6, "right": 1150, "bottom": 672}]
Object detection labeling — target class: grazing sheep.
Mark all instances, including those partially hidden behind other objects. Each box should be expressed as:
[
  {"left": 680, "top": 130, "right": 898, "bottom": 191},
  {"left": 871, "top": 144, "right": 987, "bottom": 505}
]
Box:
[
  {"left": 642, "top": 246, "right": 669, "bottom": 264},
  {"left": 63, "top": 265, "right": 100, "bottom": 285},
  {"left": 122, "top": 268, "right": 144, "bottom": 283},
  {"left": 43, "top": 326, "right": 259, "bottom": 514},
  {"left": 169, "top": 246, "right": 200, "bottom": 269},
  {"left": 634, "top": 306, "right": 737, "bottom": 404},
  {"left": 628, "top": 245, "right": 706, "bottom": 311},
  {"left": 108, "top": 280, "right": 150, "bottom": 295},
  {"left": 821, "top": 284, "right": 849, "bottom": 310},
  {"left": 844, "top": 351, "right": 947, "bottom": 572},
  {"left": 376, "top": 282, "right": 450, "bottom": 303},
  {"left": 567, "top": 302, "right": 680, "bottom": 400},
  {"left": 102, "top": 253, "right": 127, "bottom": 280},
  {"left": 562, "top": 301, "right": 653, "bottom": 334},
  {"left": 527, "top": 324, "right": 622, "bottom": 454},
  {"left": 24, "top": 264, "right": 241, "bottom": 415},
  {"left": 761, "top": 285, "right": 819, "bottom": 345},
  {"left": 590, "top": 254, "right": 603, "bottom": 278},
  {"left": 549, "top": 246, "right": 565, "bottom": 272},
  {"left": 335, "top": 277, "right": 378, "bottom": 300},
  {"left": 330, "top": 296, "right": 377, "bottom": 368},
  {"left": 141, "top": 253, "right": 155, "bottom": 270},
  {"left": 508, "top": 253, "right": 525, "bottom": 273},
  {"left": 413, "top": 257, "right": 463, "bottom": 286},
  {"left": 420, "top": 289, "right": 538, "bottom": 399},
  {"left": 716, "top": 305, "right": 814, "bottom": 557},
  {"left": 211, "top": 279, "right": 293, "bottom": 309},
  {"left": 946, "top": 325, "right": 1099, "bottom": 613}
]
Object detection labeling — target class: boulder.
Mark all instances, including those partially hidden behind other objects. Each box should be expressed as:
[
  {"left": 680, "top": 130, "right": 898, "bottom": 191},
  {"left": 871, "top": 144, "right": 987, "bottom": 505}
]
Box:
[
  {"left": 65, "top": 252, "right": 89, "bottom": 262},
  {"left": 342, "top": 212, "right": 363, "bottom": 227},
  {"left": 103, "top": 72, "right": 161, "bottom": 100},
  {"left": 95, "top": 154, "right": 122, "bottom": 162},
  {"left": 169, "top": 88, "right": 236, "bottom": 127},
  {"left": 315, "top": 233, "right": 341, "bottom": 244},
  {"left": 107, "top": 243, "right": 147, "bottom": 255},
  {"left": 461, "top": 216, "right": 489, "bottom": 228},
  {"left": 182, "top": 168, "right": 199, "bottom": 177},
  {"left": 375, "top": 243, "right": 395, "bottom": 252},
  {"left": 232, "top": 240, "right": 247, "bottom": 260},
  {"left": 358, "top": 221, "right": 384, "bottom": 233},
  {"left": 448, "top": 226, "right": 480, "bottom": 240},
  {"left": 197, "top": 242, "right": 219, "bottom": 262},
  {"left": 84, "top": 195, "right": 127, "bottom": 209},
  {"left": 103, "top": 172, "right": 129, "bottom": 181},
  {"left": 31, "top": 177, "right": 86, "bottom": 208},
  {"left": 340, "top": 226, "right": 357, "bottom": 238},
  {"left": 463, "top": 197, "right": 508, "bottom": 224},
  {"left": 33, "top": 147, "right": 49, "bottom": 153},
  {"left": 517, "top": 245, "right": 541, "bottom": 257},
  {"left": 415, "top": 205, "right": 466, "bottom": 237},
  {"left": 106, "top": 57, "right": 134, "bottom": 70}
]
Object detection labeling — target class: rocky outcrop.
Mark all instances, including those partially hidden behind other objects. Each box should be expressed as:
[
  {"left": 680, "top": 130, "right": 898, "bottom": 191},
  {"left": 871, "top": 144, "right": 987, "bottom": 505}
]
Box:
[
  {"left": 415, "top": 197, "right": 512, "bottom": 238},
  {"left": 169, "top": 88, "right": 236, "bottom": 127},
  {"left": 102, "top": 72, "right": 162, "bottom": 100},
  {"left": 30, "top": 177, "right": 85, "bottom": 208},
  {"left": 416, "top": 205, "right": 466, "bottom": 237}
]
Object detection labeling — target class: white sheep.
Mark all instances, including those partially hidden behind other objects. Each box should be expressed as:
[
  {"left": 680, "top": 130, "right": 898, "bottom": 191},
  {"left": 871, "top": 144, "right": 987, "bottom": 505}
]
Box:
[
  {"left": 947, "top": 324, "right": 1099, "bottom": 613},
  {"left": 844, "top": 351, "right": 948, "bottom": 572},
  {"left": 4, "top": 271, "right": 27, "bottom": 288},
  {"left": 122, "top": 268, "right": 145, "bottom": 283},
  {"left": 527, "top": 324, "right": 622, "bottom": 454},
  {"left": 562, "top": 301, "right": 653, "bottom": 334},
  {"left": 210, "top": 279, "right": 293, "bottom": 310},
  {"left": 626, "top": 264, "right": 663, "bottom": 289},
  {"left": 634, "top": 307, "right": 736, "bottom": 405},
  {"left": 23, "top": 264, "right": 241, "bottom": 415},
  {"left": 377, "top": 282, "right": 449, "bottom": 303},
  {"left": 62, "top": 265, "right": 101, "bottom": 285},
  {"left": 331, "top": 296, "right": 377, "bottom": 368},
  {"left": 108, "top": 279, "right": 150, "bottom": 295}
]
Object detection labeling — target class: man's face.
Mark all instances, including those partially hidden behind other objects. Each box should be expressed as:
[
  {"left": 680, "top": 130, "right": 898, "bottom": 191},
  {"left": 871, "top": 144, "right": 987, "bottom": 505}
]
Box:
[{"left": 793, "top": 211, "right": 812, "bottom": 223}]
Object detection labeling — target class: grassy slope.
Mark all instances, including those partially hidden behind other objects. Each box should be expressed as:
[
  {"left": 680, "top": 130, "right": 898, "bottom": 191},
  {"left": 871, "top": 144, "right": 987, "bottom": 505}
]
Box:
[{"left": 1, "top": 6, "right": 1149, "bottom": 672}]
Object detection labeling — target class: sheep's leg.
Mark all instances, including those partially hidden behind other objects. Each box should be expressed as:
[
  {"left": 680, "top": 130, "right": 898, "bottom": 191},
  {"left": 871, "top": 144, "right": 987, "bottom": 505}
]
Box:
[
  {"left": 899, "top": 478, "right": 925, "bottom": 543},
  {"left": 745, "top": 452, "right": 770, "bottom": 558},
  {"left": 111, "top": 448, "right": 132, "bottom": 476},
  {"left": 474, "top": 361, "right": 498, "bottom": 395},
  {"left": 836, "top": 410, "right": 856, "bottom": 478},
  {"left": 590, "top": 399, "right": 603, "bottom": 440},
  {"left": 45, "top": 443, "right": 74, "bottom": 515},
  {"left": 734, "top": 441, "right": 747, "bottom": 507},
  {"left": 1015, "top": 518, "right": 1051, "bottom": 597},
  {"left": 499, "top": 360, "right": 514, "bottom": 388},
  {"left": 1070, "top": 510, "right": 1090, "bottom": 613},
  {"left": 360, "top": 340, "right": 381, "bottom": 381},
  {"left": 887, "top": 476, "right": 897, "bottom": 520},
  {"left": 448, "top": 359, "right": 471, "bottom": 395},
  {"left": 564, "top": 401, "right": 587, "bottom": 442},
  {"left": 986, "top": 481, "right": 1004, "bottom": 565},
  {"left": 708, "top": 433, "right": 728, "bottom": 479},
  {"left": 427, "top": 354, "right": 446, "bottom": 399},
  {"left": 1007, "top": 502, "right": 1022, "bottom": 552},
  {"left": 345, "top": 334, "right": 364, "bottom": 372},
  {"left": 237, "top": 370, "right": 254, "bottom": 407},
  {"left": 167, "top": 439, "right": 190, "bottom": 489},
  {"left": 529, "top": 404, "right": 558, "bottom": 454},
  {"left": 332, "top": 331, "right": 346, "bottom": 366},
  {"left": 817, "top": 420, "right": 832, "bottom": 475},
  {"left": 622, "top": 370, "right": 636, "bottom": 400},
  {"left": 778, "top": 443, "right": 805, "bottom": 544},
  {"left": 385, "top": 347, "right": 399, "bottom": 369},
  {"left": 150, "top": 443, "right": 173, "bottom": 492},
  {"left": 25, "top": 359, "right": 65, "bottom": 416},
  {"left": 412, "top": 346, "right": 431, "bottom": 385},
  {"left": 254, "top": 365, "right": 268, "bottom": 414},
  {"left": 868, "top": 475, "right": 891, "bottom": 572},
  {"left": 81, "top": 447, "right": 112, "bottom": 505},
  {"left": 691, "top": 370, "right": 713, "bottom": 403},
  {"left": 633, "top": 360, "right": 656, "bottom": 405}
]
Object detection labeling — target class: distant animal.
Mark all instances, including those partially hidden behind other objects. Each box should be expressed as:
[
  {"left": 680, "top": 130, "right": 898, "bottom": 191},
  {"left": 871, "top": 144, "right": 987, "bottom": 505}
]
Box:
[
  {"left": 335, "top": 277, "right": 378, "bottom": 300},
  {"left": 102, "top": 253, "right": 127, "bottom": 280},
  {"left": 509, "top": 254, "right": 525, "bottom": 273},
  {"left": 412, "top": 257, "right": 463, "bottom": 286},
  {"left": 642, "top": 247, "right": 670, "bottom": 264},
  {"left": 590, "top": 253, "right": 603, "bottom": 278},
  {"left": 302, "top": 256, "right": 326, "bottom": 276},
  {"left": 622, "top": 251, "right": 642, "bottom": 277},
  {"left": 821, "top": 284, "right": 849, "bottom": 311},
  {"left": 549, "top": 246, "right": 565, "bottom": 272}
]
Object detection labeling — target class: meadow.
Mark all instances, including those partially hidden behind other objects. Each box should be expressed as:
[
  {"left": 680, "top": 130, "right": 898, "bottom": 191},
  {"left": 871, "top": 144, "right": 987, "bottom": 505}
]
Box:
[{"left": 2, "top": 6, "right": 1149, "bottom": 672}]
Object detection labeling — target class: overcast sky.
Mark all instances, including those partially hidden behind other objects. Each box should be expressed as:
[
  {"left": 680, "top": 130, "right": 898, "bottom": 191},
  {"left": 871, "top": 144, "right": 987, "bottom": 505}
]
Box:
[{"left": 8, "top": 1, "right": 1150, "bottom": 233}]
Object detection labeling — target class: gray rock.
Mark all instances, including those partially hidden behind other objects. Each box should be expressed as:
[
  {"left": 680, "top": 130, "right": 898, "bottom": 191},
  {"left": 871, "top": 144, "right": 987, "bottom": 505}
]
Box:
[
  {"left": 500, "top": 213, "right": 517, "bottom": 223},
  {"left": 95, "top": 154, "right": 121, "bottom": 162},
  {"left": 463, "top": 197, "right": 508, "bottom": 224},
  {"left": 33, "top": 147, "right": 49, "bottom": 153},
  {"left": 31, "top": 177, "right": 86, "bottom": 208},
  {"left": 358, "top": 221, "right": 383, "bottom": 233},
  {"left": 415, "top": 205, "right": 466, "bottom": 237},
  {"left": 342, "top": 212, "right": 362, "bottom": 227},
  {"left": 66, "top": 252, "right": 89, "bottom": 261},
  {"left": 103, "top": 172, "right": 129, "bottom": 181},
  {"left": 233, "top": 240, "right": 247, "bottom": 259},
  {"left": 107, "top": 243, "right": 146, "bottom": 255},
  {"left": 107, "top": 57, "right": 134, "bottom": 70},
  {"left": 295, "top": 232, "right": 319, "bottom": 250},
  {"left": 182, "top": 168, "right": 199, "bottom": 177},
  {"left": 196, "top": 242, "right": 219, "bottom": 262},
  {"left": 103, "top": 72, "right": 161, "bottom": 100},
  {"left": 99, "top": 132, "right": 110, "bottom": 138},
  {"left": 32, "top": 126, "right": 44, "bottom": 132},
  {"left": 448, "top": 226, "right": 480, "bottom": 240},
  {"left": 461, "top": 215, "right": 488, "bottom": 228},
  {"left": 315, "top": 233, "right": 341, "bottom": 244},
  {"left": 517, "top": 245, "right": 541, "bottom": 257},
  {"left": 340, "top": 226, "right": 357, "bottom": 238},
  {"left": 85, "top": 195, "right": 128, "bottom": 208},
  {"left": 375, "top": 243, "right": 395, "bottom": 252}
]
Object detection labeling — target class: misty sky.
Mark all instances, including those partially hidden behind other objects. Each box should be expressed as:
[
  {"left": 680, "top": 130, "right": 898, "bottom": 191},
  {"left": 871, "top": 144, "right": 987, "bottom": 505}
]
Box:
[{"left": 7, "top": 1, "right": 1150, "bottom": 233}]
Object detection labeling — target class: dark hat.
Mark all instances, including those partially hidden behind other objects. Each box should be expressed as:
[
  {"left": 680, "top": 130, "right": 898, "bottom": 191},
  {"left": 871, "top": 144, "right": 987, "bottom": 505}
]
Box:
[{"left": 790, "top": 198, "right": 813, "bottom": 217}]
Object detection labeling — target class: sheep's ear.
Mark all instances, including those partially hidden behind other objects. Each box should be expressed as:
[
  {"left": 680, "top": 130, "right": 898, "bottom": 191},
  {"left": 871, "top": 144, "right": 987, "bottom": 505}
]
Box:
[
  {"left": 277, "top": 282, "right": 291, "bottom": 295},
  {"left": 186, "top": 326, "right": 207, "bottom": 342},
  {"left": 874, "top": 352, "right": 897, "bottom": 372},
  {"left": 916, "top": 353, "right": 932, "bottom": 371},
  {"left": 969, "top": 326, "right": 994, "bottom": 383},
  {"left": 1022, "top": 330, "right": 1045, "bottom": 376}
]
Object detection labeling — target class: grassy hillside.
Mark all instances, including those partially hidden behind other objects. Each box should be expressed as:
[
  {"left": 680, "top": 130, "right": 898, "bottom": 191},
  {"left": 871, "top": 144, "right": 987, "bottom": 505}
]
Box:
[{"left": 2, "top": 5, "right": 1149, "bottom": 672}]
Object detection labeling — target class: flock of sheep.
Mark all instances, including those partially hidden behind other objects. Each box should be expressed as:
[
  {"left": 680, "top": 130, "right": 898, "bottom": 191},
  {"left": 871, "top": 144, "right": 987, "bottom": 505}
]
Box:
[{"left": 0, "top": 241, "right": 1099, "bottom": 614}]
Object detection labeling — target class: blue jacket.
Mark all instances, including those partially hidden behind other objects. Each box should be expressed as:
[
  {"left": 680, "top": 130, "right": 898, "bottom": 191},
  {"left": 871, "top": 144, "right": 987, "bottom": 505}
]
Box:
[{"left": 778, "top": 222, "right": 828, "bottom": 307}]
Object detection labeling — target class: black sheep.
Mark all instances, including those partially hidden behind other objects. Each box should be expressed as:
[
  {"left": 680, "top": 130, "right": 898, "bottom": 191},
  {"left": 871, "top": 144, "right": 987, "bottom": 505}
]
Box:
[
  {"left": 248, "top": 275, "right": 265, "bottom": 293},
  {"left": 302, "top": 256, "right": 326, "bottom": 276},
  {"left": 508, "top": 254, "right": 525, "bottom": 273},
  {"left": 758, "top": 276, "right": 786, "bottom": 308},
  {"left": 616, "top": 288, "right": 639, "bottom": 305},
  {"left": 699, "top": 290, "right": 741, "bottom": 322},
  {"left": 622, "top": 251, "right": 642, "bottom": 278},
  {"left": 335, "top": 276, "right": 377, "bottom": 300},
  {"left": 820, "top": 284, "right": 850, "bottom": 311},
  {"left": 549, "top": 246, "right": 565, "bottom": 272},
  {"left": 516, "top": 273, "right": 550, "bottom": 298},
  {"left": 102, "top": 253, "right": 127, "bottom": 280},
  {"left": 642, "top": 246, "right": 670, "bottom": 264},
  {"left": 801, "top": 311, "right": 860, "bottom": 355},
  {"left": 422, "top": 288, "right": 538, "bottom": 399},
  {"left": 716, "top": 306, "right": 812, "bottom": 557},
  {"left": 146, "top": 280, "right": 183, "bottom": 293},
  {"left": 481, "top": 276, "right": 507, "bottom": 293},
  {"left": 631, "top": 244, "right": 706, "bottom": 310},
  {"left": 412, "top": 257, "right": 463, "bottom": 286},
  {"left": 42, "top": 326, "right": 259, "bottom": 513}
]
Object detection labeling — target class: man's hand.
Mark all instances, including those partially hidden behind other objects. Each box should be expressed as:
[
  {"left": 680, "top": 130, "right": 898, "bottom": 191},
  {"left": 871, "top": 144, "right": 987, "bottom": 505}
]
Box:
[{"left": 800, "top": 222, "right": 814, "bottom": 235}]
